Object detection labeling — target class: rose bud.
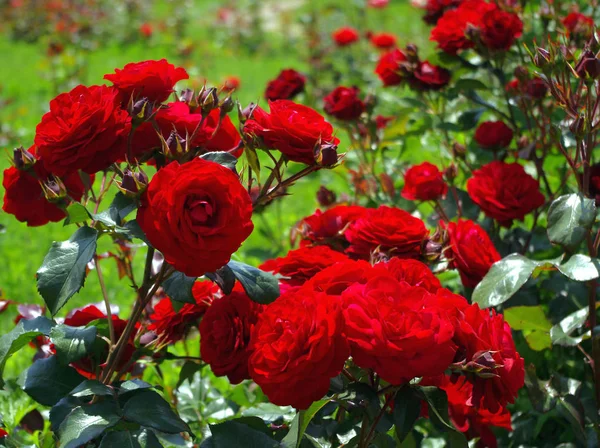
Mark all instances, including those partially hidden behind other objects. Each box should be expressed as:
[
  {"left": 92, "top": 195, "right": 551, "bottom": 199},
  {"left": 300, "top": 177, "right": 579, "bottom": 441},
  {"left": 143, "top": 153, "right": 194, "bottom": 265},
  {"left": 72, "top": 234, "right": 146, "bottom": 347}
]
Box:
[
  {"left": 474, "top": 121, "right": 513, "bottom": 150},
  {"left": 162, "top": 130, "right": 186, "bottom": 157},
  {"left": 533, "top": 47, "right": 551, "bottom": 68},
  {"left": 570, "top": 116, "right": 586, "bottom": 137},
  {"left": 575, "top": 50, "right": 600, "bottom": 80},
  {"left": 380, "top": 172, "right": 396, "bottom": 199},
  {"left": 405, "top": 43, "right": 420, "bottom": 63},
  {"left": 452, "top": 142, "right": 467, "bottom": 158},
  {"left": 198, "top": 87, "right": 219, "bottom": 114},
  {"left": 239, "top": 102, "right": 257, "bottom": 123},
  {"left": 118, "top": 167, "right": 149, "bottom": 198},
  {"left": 219, "top": 96, "right": 235, "bottom": 117},
  {"left": 444, "top": 163, "right": 458, "bottom": 182},
  {"left": 41, "top": 176, "right": 67, "bottom": 202},
  {"left": 179, "top": 88, "right": 196, "bottom": 105},
  {"left": 13, "top": 146, "right": 36, "bottom": 170},
  {"left": 130, "top": 97, "right": 153, "bottom": 124},
  {"left": 314, "top": 142, "right": 338, "bottom": 167},
  {"left": 316, "top": 186, "right": 336, "bottom": 207}
]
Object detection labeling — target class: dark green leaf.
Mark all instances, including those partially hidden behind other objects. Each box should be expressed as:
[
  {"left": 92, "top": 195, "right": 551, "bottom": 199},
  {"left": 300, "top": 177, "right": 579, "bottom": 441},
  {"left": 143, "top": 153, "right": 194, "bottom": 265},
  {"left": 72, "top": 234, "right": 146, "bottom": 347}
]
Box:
[
  {"left": 122, "top": 390, "right": 191, "bottom": 435},
  {"left": 453, "top": 78, "right": 488, "bottom": 91},
  {"left": 99, "top": 431, "right": 142, "bottom": 448},
  {"left": 93, "top": 192, "right": 137, "bottom": 227},
  {"left": 50, "top": 324, "right": 97, "bottom": 364},
  {"left": 121, "top": 220, "right": 152, "bottom": 246},
  {"left": 176, "top": 361, "right": 202, "bottom": 389},
  {"left": 393, "top": 386, "right": 422, "bottom": 443},
  {"left": 70, "top": 380, "right": 114, "bottom": 398},
  {"left": 0, "top": 316, "right": 54, "bottom": 387},
  {"left": 228, "top": 260, "right": 280, "bottom": 304},
  {"left": 50, "top": 396, "right": 82, "bottom": 431},
  {"left": 118, "top": 379, "right": 153, "bottom": 395},
  {"left": 162, "top": 271, "right": 197, "bottom": 304},
  {"left": 557, "top": 255, "right": 600, "bottom": 281},
  {"left": 64, "top": 203, "right": 91, "bottom": 226},
  {"left": 58, "top": 400, "right": 121, "bottom": 448},
  {"left": 205, "top": 420, "right": 279, "bottom": 448},
  {"left": 457, "top": 108, "right": 485, "bottom": 131},
  {"left": 281, "top": 399, "right": 330, "bottom": 448},
  {"left": 22, "top": 356, "right": 86, "bottom": 406},
  {"left": 472, "top": 254, "right": 538, "bottom": 308},
  {"left": 550, "top": 307, "right": 588, "bottom": 346},
  {"left": 205, "top": 265, "right": 236, "bottom": 295},
  {"left": 417, "top": 387, "right": 454, "bottom": 432},
  {"left": 547, "top": 193, "right": 596, "bottom": 251},
  {"left": 557, "top": 394, "right": 586, "bottom": 443},
  {"left": 200, "top": 151, "right": 238, "bottom": 171},
  {"left": 36, "top": 226, "right": 98, "bottom": 315}
]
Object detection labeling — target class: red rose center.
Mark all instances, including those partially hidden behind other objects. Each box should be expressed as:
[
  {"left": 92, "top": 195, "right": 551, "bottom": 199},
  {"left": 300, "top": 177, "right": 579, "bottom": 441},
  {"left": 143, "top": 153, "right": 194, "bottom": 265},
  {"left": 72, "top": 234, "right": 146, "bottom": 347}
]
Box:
[{"left": 188, "top": 198, "right": 215, "bottom": 225}]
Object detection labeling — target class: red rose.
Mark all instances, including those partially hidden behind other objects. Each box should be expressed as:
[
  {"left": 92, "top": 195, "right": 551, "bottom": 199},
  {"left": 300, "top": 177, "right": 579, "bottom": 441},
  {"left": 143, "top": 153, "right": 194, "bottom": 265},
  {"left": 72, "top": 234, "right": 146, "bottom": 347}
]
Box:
[
  {"left": 222, "top": 76, "right": 240, "bottom": 92},
  {"left": 589, "top": 163, "right": 600, "bottom": 205},
  {"left": 265, "top": 69, "right": 306, "bottom": 101},
  {"left": 375, "top": 115, "right": 394, "bottom": 130},
  {"left": 422, "top": 0, "right": 463, "bottom": 25},
  {"left": 410, "top": 61, "right": 451, "bottom": 91},
  {"left": 260, "top": 246, "right": 350, "bottom": 287},
  {"left": 149, "top": 280, "right": 219, "bottom": 343},
  {"left": 562, "top": 12, "right": 594, "bottom": 39},
  {"left": 401, "top": 162, "right": 448, "bottom": 201},
  {"left": 506, "top": 77, "right": 547, "bottom": 99},
  {"left": 368, "top": 0, "right": 389, "bottom": 7},
  {"left": 139, "top": 23, "right": 153, "bottom": 38},
  {"left": 467, "top": 161, "right": 545, "bottom": 227},
  {"left": 443, "top": 219, "right": 500, "bottom": 288},
  {"left": 455, "top": 305, "right": 525, "bottom": 413},
  {"left": 3, "top": 161, "right": 88, "bottom": 227},
  {"left": 303, "top": 259, "right": 375, "bottom": 296},
  {"left": 35, "top": 85, "right": 131, "bottom": 176},
  {"left": 323, "top": 86, "right": 365, "bottom": 121},
  {"left": 295, "top": 205, "right": 368, "bottom": 249},
  {"left": 375, "top": 49, "right": 408, "bottom": 86},
  {"left": 137, "top": 158, "right": 254, "bottom": 277},
  {"left": 423, "top": 375, "right": 512, "bottom": 448},
  {"left": 370, "top": 32, "right": 397, "bottom": 49},
  {"left": 64, "top": 305, "right": 136, "bottom": 378},
  {"left": 376, "top": 258, "right": 441, "bottom": 292},
  {"left": 200, "top": 290, "right": 263, "bottom": 384},
  {"left": 342, "top": 277, "right": 456, "bottom": 384},
  {"left": 332, "top": 26, "right": 360, "bottom": 46},
  {"left": 474, "top": 121, "right": 513, "bottom": 149},
  {"left": 480, "top": 8, "right": 523, "bottom": 51},
  {"left": 130, "top": 102, "right": 242, "bottom": 160},
  {"left": 345, "top": 205, "right": 428, "bottom": 260},
  {"left": 243, "top": 100, "right": 339, "bottom": 165},
  {"left": 104, "top": 59, "right": 189, "bottom": 103},
  {"left": 248, "top": 290, "right": 349, "bottom": 409}
]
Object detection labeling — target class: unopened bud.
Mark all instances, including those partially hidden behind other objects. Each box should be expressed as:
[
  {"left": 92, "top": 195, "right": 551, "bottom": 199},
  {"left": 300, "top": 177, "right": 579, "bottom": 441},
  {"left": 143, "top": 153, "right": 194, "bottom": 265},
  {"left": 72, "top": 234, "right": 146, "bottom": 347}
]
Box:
[
  {"left": 239, "top": 102, "right": 257, "bottom": 123},
  {"left": 314, "top": 143, "right": 338, "bottom": 167},
  {"left": 452, "top": 142, "right": 466, "bottom": 158},
  {"left": 130, "top": 97, "right": 152, "bottom": 124},
  {"left": 404, "top": 43, "right": 419, "bottom": 63},
  {"left": 423, "top": 239, "right": 444, "bottom": 263},
  {"left": 533, "top": 47, "right": 551, "bottom": 68},
  {"left": 180, "top": 88, "right": 196, "bottom": 106},
  {"left": 219, "top": 96, "right": 235, "bottom": 118},
  {"left": 199, "top": 87, "right": 219, "bottom": 114},
  {"left": 570, "top": 116, "right": 586, "bottom": 137},
  {"left": 316, "top": 186, "right": 336, "bottom": 207},
  {"left": 379, "top": 172, "right": 395, "bottom": 199},
  {"left": 162, "top": 130, "right": 186, "bottom": 157},
  {"left": 514, "top": 66, "right": 529, "bottom": 80},
  {"left": 13, "top": 146, "right": 36, "bottom": 170},
  {"left": 444, "top": 163, "right": 458, "bottom": 182},
  {"left": 575, "top": 50, "right": 600, "bottom": 80},
  {"left": 118, "top": 168, "right": 149, "bottom": 198},
  {"left": 41, "top": 176, "right": 67, "bottom": 202}
]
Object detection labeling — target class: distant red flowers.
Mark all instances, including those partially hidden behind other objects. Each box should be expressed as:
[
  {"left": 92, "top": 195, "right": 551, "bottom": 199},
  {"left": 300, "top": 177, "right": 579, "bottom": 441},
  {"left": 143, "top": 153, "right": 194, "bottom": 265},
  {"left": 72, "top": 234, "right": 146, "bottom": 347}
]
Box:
[
  {"left": 375, "top": 49, "right": 408, "bottom": 86},
  {"left": 370, "top": 32, "right": 397, "bottom": 49},
  {"left": 467, "top": 161, "right": 545, "bottom": 227},
  {"left": 264, "top": 69, "right": 306, "bottom": 101},
  {"left": 375, "top": 48, "right": 450, "bottom": 90},
  {"left": 562, "top": 12, "right": 594, "bottom": 39},
  {"left": 332, "top": 26, "right": 360, "bottom": 46}
]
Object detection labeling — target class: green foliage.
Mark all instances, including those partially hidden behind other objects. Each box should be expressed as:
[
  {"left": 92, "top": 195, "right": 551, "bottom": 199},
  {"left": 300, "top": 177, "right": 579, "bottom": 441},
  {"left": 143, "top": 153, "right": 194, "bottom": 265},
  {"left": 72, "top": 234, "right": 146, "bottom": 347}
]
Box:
[
  {"left": 50, "top": 324, "right": 97, "bottom": 365},
  {"left": 547, "top": 193, "right": 596, "bottom": 252},
  {"left": 227, "top": 261, "right": 280, "bottom": 304}
]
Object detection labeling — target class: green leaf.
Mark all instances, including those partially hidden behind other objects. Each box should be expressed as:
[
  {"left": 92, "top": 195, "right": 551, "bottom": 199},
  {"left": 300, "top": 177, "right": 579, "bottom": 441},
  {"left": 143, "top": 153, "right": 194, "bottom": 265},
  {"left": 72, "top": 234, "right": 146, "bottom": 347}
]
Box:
[
  {"left": 547, "top": 193, "right": 596, "bottom": 251},
  {"left": 557, "top": 255, "right": 600, "bottom": 281},
  {"left": 504, "top": 306, "right": 552, "bottom": 331},
  {"left": 22, "top": 356, "right": 86, "bottom": 406},
  {"left": 121, "top": 220, "right": 152, "bottom": 246},
  {"left": 200, "top": 151, "right": 238, "bottom": 171},
  {"left": 457, "top": 108, "right": 485, "bottom": 131},
  {"left": 205, "top": 265, "right": 236, "bottom": 295},
  {"left": 557, "top": 394, "right": 586, "bottom": 443},
  {"left": 205, "top": 420, "right": 279, "bottom": 448},
  {"left": 281, "top": 399, "right": 330, "bottom": 448},
  {"left": 118, "top": 379, "right": 153, "bottom": 395},
  {"left": 69, "top": 380, "right": 114, "bottom": 398},
  {"left": 472, "top": 254, "right": 538, "bottom": 308},
  {"left": 122, "top": 390, "right": 191, "bottom": 435},
  {"left": 64, "top": 203, "right": 91, "bottom": 226},
  {"left": 244, "top": 146, "right": 261, "bottom": 182},
  {"left": 176, "top": 361, "right": 202, "bottom": 389},
  {"left": 453, "top": 78, "right": 488, "bottom": 91},
  {"left": 228, "top": 260, "right": 280, "bottom": 305},
  {"left": 0, "top": 316, "right": 54, "bottom": 387},
  {"left": 50, "top": 324, "right": 97, "bottom": 365},
  {"left": 417, "top": 387, "right": 454, "bottom": 432},
  {"left": 58, "top": 400, "right": 121, "bottom": 448},
  {"left": 162, "top": 271, "right": 197, "bottom": 304},
  {"left": 93, "top": 192, "right": 137, "bottom": 227},
  {"left": 99, "top": 431, "right": 142, "bottom": 448},
  {"left": 36, "top": 226, "right": 98, "bottom": 316},
  {"left": 393, "top": 386, "right": 422, "bottom": 443},
  {"left": 50, "top": 396, "right": 82, "bottom": 431},
  {"left": 550, "top": 307, "right": 588, "bottom": 346},
  {"left": 525, "top": 331, "right": 552, "bottom": 351}
]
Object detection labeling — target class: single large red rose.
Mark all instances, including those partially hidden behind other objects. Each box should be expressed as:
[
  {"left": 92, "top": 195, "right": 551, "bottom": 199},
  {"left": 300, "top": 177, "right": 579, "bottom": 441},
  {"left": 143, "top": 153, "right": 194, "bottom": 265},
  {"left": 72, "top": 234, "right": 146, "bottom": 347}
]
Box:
[
  {"left": 149, "top": 280, "right": 219, "bottom": 343},
  {"left": 480, "top": 8, "right": 523, "bottom": 51},
  {"left": 130, "top": 102, "right": 241, "bottom": 160},
  {"left": 200, "top": 290, "right": 263, "bottom": 384},
  {"left": 243, "top": 100, "right": 340, "bottom": 165},
  {"left": 345, "top": 205, "right": 428, "bottom": 260},
  {"left": 323, "top": 86, "right": 365, "bottom": 121},
  {"left": 248, "top": 290, "right": 349, "bottom": 409},
  {"left": 374, "top": 49, "right": 408, "bottom": 87},
  {"left": 137, "top": 158, "right": 254, "bottom": 277},
  {"left": 104, "top": 59, "right": 189, "bottom": 103},
  {"left": 295, "top": 205, "right": 368, "bottom": 249},
  {"left": 342, "top": 276, "right": 456, "bottom": 384},
  {"left": 401, "top": 161, "right": 448, "bottom": 201},
  {"left": 474, "top": 121, "right": 514, "bottom": 149},
  {"left": 467, "top": 161, "right": 545, "bottom": 227},
  {"left": 264, "top": 69, "right": 306, "bottom": 101},
  {"left": 35, "top": 85, "right": 131, "bottom": 176},
  {"left": 3, "top": 161, "right": 89, "bottom": 227},
  {"left": 332, "top": 26, "right": 360, "bottom": 46},
  {"left": 260, "top": 245, "right": 350, "bottom": 287},
  {"left": 443, "top": 219, "right": 500, "bottom": 288}
]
